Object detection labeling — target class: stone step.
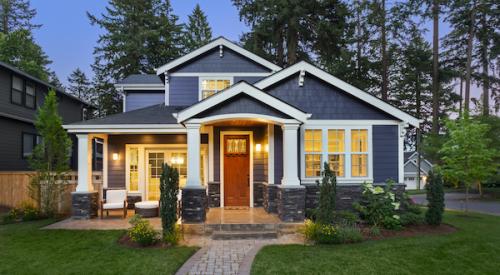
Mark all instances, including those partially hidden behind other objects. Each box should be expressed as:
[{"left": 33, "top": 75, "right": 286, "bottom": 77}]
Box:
[
  {"left": 206, "top": 223, "right": 278, "bottom": 232},
  {"left": 211, "top": 230, "right": 278, "bottom": 240}
]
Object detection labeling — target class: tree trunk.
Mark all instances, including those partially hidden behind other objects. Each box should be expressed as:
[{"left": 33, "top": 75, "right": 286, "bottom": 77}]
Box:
[
  {"left": 380, "top": 0, "right": 388, "bottom": 101},
  {"left": 356, "top": 3, "right": 362, "bottom": 76},
  {"left": 275, "top": 25, "right": 284, "bottom": 67},
  {"left": 416, "top": 73, "right": 421, "bottom": 190},
  {"left": 431, "top": 0, "right": 440, "bottom": 134},
  {"left": 480, "top": 11, "right": 490, "bottom": 116},
  {"left": 1, "top": 1, "right": 9, "bottom": 34},
  {"left": 477, "top": 181, "right": 483, "bottom": 197},
  {"left": 286, "top": 20, "right": 298, "bottom": 66},
  {"left": 465, "top": 186, "right": 469, "bottom": 213},
  {"left": 464, "top": 2, "right": 476, "bottom": 115},
  {"left": 459, "top": 77, "right": 463, "bottom": 117}
]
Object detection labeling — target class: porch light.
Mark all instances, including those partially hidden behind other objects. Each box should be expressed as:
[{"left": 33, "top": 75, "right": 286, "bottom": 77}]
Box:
[
  {"left": 112, "top": 153, "right": 119, "bottom": 161},
  {"left": 265, "top": 144, "right": 269, "bottom": 152},
  {"left": 255, "top": 143, "right": 262, "bottom": 152}
]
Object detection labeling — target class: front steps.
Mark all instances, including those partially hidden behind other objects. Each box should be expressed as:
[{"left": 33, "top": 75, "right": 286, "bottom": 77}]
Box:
[{"left": 207, "top": 223, "right": 279, "bottom": 240}]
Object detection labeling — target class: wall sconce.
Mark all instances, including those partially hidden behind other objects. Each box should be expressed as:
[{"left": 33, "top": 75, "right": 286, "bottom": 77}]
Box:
[
  {"left": 112, "top": 153, "right": 119, "bottom": 161},
  {"left": 265, "top": 144, "right": 269, "bottom": 152},
  {"left": 255, "top": 143, "right": 262, "bottom": 152}
]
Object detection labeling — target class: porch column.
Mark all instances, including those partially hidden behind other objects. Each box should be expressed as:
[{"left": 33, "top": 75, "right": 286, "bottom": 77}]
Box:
[
  {"left": 72, "top": 134, "right": 98, "bottom": 219},
  {"left": 278, "top": 123, "right": 305, "bottom": 222},
  {"left": 182, "top": 122, "right": 207, "bottom": 223}
]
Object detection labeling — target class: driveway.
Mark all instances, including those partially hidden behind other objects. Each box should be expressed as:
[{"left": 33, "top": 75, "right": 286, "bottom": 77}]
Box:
[{"left": 411, "top": 193, "right": 500, "bottom": 216}]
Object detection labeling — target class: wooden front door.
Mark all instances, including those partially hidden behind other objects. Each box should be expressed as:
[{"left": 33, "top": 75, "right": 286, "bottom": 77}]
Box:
[{"left": 223, "top": 135, "right": 250, "bottom": 207}]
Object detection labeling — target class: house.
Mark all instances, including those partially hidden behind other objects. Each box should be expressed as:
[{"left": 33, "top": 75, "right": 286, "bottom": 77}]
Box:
[
  {"left": 0, "top": 61, "right": 90, "bottom": 210},
  {"left": 404, "top": 152, "right": 433, "bottom": 190},
  {"left": 64, "top": 37, "right": 419, "bottom": 222}
]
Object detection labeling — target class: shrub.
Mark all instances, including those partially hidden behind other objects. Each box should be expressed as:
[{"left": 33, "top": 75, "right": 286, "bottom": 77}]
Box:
[
  {"left": 159, "top": 163, "right": 179, "bottom": 244},
  {"left": 399, "top": 198, "right": 424, "bottom": 226},
  {"left": 333, "top": 210, "right": 360, "bottom": 226},
  {"left": 353, "top": 181, "right": 402, "bottom": 229},
  {"left": 304, "top": 219, "right": 363, "bottom": 245},
  {"left": 163, "top": 224, "right": 181, "bottom": 246},
  {"left": 369, "top": 226, "right": 381, "bottom": 236},
  {"left": 2, "top": 208, "right": 21, "bottom": 223},
  {"left": 426, "top": 171, "right": 445, "bottom": 225},
  {"left": 305, "top": 208, "right": 317, "bottom": 221},
  {"left": 19, "top": 201, "right": 40, "bottom": 221},
  {"left": 128, "top": 214, "right": 158, "bottom": 246},
  {"left": 316, "top": 162, "right": 337, "bottom": 225}
]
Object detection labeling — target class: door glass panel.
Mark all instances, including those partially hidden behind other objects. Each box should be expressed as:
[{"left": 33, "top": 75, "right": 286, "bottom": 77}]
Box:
[
  {"left": 148, "top": 152, "right": 164, "bottom": 201},
  {"left": 226, "top": 138, "right": 247, "bottom": 154},
  {"left": 129, "top": 148, "right": 139, "bottom": 192}
]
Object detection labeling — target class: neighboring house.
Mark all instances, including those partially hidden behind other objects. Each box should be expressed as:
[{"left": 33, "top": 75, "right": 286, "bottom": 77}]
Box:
[
  {"left": 64, "top": 37, "right": 419, "bottom": 222},
  {"left": 0, "top": 61, "right": 90, "bottom": 173},
  {"left": 404, "top": 152, "right": 433, "bottom": 190}
]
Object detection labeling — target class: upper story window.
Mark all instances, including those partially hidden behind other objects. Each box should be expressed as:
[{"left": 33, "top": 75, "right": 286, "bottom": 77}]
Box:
[
  {"left": 199, "top": 77, "right": 232, "bottom": 100},
  {"left": 22, "top": 133, "right": 41, "bottom": 158},
  {"left": 11, "top": 75, "right": 36, "bottom": 109}
]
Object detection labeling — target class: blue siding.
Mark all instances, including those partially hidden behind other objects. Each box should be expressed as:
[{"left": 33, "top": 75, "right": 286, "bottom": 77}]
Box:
[
  {"left": 274, "top": 125, "right": 283, "bottom": 184},
  {"left": 265, "top": 74, "right": 396, "bottom": 120},
  {"left": 234, "top": 76, "right": 264, "bottom": 84},
  {"left": 373, "top": 125, "right": 399, "bottom": 183},
  {"left": 171, "top": 48, "right": 271, "bottom": 73},
  {"left": 126, "top": 92, "right": 164, "bottom": 111},
  {"left": 169, "top": 76, "right": 198, "bottom": 106}
]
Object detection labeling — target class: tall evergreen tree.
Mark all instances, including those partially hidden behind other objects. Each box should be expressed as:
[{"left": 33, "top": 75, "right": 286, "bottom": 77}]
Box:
[
  {"left": 67, "top": 68, "right": 92, "bottom": 103},
  {"left": 0, "top": 0, "right": 40, "bottom": 34},
  {"left": 183, "top": 4, "right": 212, "bottom": 52},
  {"left": 91, "top": 63, "right": 121, "bottom": 117}
]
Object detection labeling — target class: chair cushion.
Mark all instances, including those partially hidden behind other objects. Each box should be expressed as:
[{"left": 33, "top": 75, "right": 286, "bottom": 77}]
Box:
[
  {"left": 135, "top": 201, "right": 159, "bottom": 209},
  {"left": 106, "top": 190, "right": 127, "bottom": 203},
  {"left": 102, "top": 202, "right": 125, "bottom": 210}
]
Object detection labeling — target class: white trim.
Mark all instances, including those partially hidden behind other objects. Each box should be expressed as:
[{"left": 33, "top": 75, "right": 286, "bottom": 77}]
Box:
[
  {"left": 187, "top": 114, "right": 300, "bottom": 125},
  {"left": 63, "top": 124, "right": 186, "bottom": 134},
  {"left": 404, "top": 152, "right": 434, "bottom": 168},
  {"left": 267, "top": 125, "right": 274, "bottom": 184},
  {"left": 198, "top": 76, "right": 234, "bottom": 101},
  {"left": 170, "top": 72, "right": 270, "bottom": 77},
  {"left": 255, "top": 61, "right": 420, "bottom": 127},
  {"left": 208, "top": 126, "right": 214, "bottom": 182},
  {"left": 398, "top": 123, "right": 405, "bottom": 183},
  {"left": 177, "top": 82, "right": 310, "bottom": 123},
  {"left": 122, "top": 92, "right": 126, "bottom": 112},
  {"left": 220, "top": 131, "right": 254, "bottom": 208},
  {"left": 305, "top": 120, "right": 401, "bottom": 126},
  {"left": 66, "top": 128, "right": 186, "bottom": 134},
  {"left": 186, "top": 123, "right": 202, "bottom": 188},
  {"left": 156, "top": 37, "right": 281, "bottom": 74},
  {"left": 164, "top": 73, "right": 170, "bottom": 106},
  {"left": 76, "top": 134, "right": 92, "bottom": 192}
]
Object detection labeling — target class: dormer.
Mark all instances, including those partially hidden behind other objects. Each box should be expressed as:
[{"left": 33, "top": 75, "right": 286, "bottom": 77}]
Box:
[{"left": 114, "top": 74, "right": 164, "bottom": 112}]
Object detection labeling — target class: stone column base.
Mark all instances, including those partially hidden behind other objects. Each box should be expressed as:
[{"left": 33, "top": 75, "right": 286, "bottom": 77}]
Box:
[
  {"left": 182, "top": 187, "right": 207, "bottom": 223},
  {"left": 207, "top": 182, "right": 220, "bottom": 207},
  {"left": 263, "top": 183, "right": 279, "bottom": 213},
  {"left": 71, "top": 191, "right": 98, "bottom": 219},
  {"left": 277, "top": 186, "right": 306, "bottom": 222}
]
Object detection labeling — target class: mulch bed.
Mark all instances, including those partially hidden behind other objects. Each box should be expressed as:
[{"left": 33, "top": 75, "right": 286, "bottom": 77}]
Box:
[
  {"left": 361, "top": 223, "right": 457, "bottom": 241},
  {"left": 118, "top": 234, "right": 172, "bottom": 249}
]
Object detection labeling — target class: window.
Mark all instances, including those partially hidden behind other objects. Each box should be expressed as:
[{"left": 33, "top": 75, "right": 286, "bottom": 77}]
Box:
[
  {"left": 351, "top": 129, "right": 368, "bottom": 177},
  {"left": 328, "top": 130, "right": 345, "bottom": 177},
  {"left": 93, "top": 138, "right": 103, "bottom": 171},
  {"left": 129, "top": 148, "right": 139, "bottom": 192},
  {"left": 22, "top": 133, "right": 40, "bottom": 158},
  {"left": 200, "top": 78, "right": 231, "bottom": 99},
  {"left": 305, "top": 129, "right": 322, "bottom": 177},
  {"left": 12, "top": 75, "right": 23, "bottom": 105},
  {"left": 25, "top": 82, "right": 35, "bottom": 108}
]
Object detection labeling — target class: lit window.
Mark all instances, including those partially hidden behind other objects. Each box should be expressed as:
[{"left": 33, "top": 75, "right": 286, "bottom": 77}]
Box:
[
  {"left": 328, "top": 129, "right": 345, "bottom": 177},
  {"left": 351, "top": 129, "right": 368, "bottom": 177},
  {"left": 129, "top": 148, "right": 139, "bottom": 192},
  {"left": 305, "top": 129, "right": 322, "bottom": 177},
  {"left": 201, "top": 79, "right": 231, "bottom": 99}
]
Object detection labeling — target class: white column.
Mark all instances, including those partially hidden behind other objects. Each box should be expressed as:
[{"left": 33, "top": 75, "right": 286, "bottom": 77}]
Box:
[
  {"left": 186, "top": 123, "right": 202, "bottom": 188},
  {"left": 398, "top": 123, "right": 407, "bottom": 184},
  {"left": 76, "top": 134, "right": 92, "bottom": 192},
  {"left": 281, "top": 123, "right": 301, "bottom": 186},
  {"left": 208, "top": 126, "right": 214, "bottom": 182}
]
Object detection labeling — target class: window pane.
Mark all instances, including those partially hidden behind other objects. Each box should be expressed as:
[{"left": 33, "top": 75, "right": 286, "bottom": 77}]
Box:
[
  {"left": 13, "top": 76, "right": 23, "bottom": 90},
  {"left": 26, "top": 83, "right": 35, "bottom": 95},
  {"left": 352, "top": 154, "right": 368, "bottom": 177},
  {"left": 305, "top": 154, "right": 322, "bottom": 177},
  {"left": 23, "top": 134, "right": 34, "bottom": 157},
  {"left": 12, "top": 90, "right": 23, "bottom": 104},
  {"left": 25, "top": 95, "right": 35, "bottom": 108},
  {"left": 304, "top": 129, "right": 322, "bottom": 153},
  {"left": 129, "top": 148, "right": 139, "bottom": 192},
  {"left": 328, "top": 154, "right": 344, "bottom": 177},
  {"left": 351, "top": 129, "right": 368, "bottom": 152},
  {"left": 328, "top": 129, "right": 345, "bottom": 152}
]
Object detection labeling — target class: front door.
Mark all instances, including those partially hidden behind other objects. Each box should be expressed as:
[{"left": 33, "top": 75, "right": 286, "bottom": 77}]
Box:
[
  {"left": 146, "top": 151, "right": 164, "bottom": 201},
  {"left": 224, "top": 135, "right": 250, "bottom": 207}
]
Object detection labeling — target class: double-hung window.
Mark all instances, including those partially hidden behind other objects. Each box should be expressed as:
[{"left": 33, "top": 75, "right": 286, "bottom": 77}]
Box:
[
  {"left": 351, "top": 129, "right": 368, "bottom": 177},
  {"left": 25, "top": 82, "right": 36, "bottom": 108},
  {"left": 11, "top": 75, "right": 36, "bottom": 109},
  {"left": 200, "top": 78, "right": 231, "bottom": 100},
  {"left": 328, "top": 130, "right": 345, "bottom": 177},
  {"left": 304, "top": 129, "right": 322, "bottom": 177},
  {"left": 12, "top": 75, "right": 23, "bottom": 105},
  {"left": 22, "top": 133, "right": 41, "bottom": 158}
]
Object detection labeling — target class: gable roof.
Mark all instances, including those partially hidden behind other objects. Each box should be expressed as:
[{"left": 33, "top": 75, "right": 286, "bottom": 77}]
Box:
[
  {"left": 404, "top": 152, "right": 433, "bottom": 168},
  {"left": 176, "top": 82, "right": 311, "bottom": 123},
  {"left": 255, "top": 61, "right": 420, "bottom": 127},
  {"left": 116, "top": 74, "right": 163, "bottom": 85},
  {"left": 155, "top": 37, "right": 282, "bottom": 75}
]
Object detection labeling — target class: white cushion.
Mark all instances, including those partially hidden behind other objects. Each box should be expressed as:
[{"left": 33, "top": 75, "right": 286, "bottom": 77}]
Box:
[
  {"left": 106, "top": 190, "right": 127, "bottom": 203},
  {"left": 102, "top": 202, "right": 125, "bottom": 210},
  {"left": 135, "top": 201, "right": 159, "bottom": 209}
]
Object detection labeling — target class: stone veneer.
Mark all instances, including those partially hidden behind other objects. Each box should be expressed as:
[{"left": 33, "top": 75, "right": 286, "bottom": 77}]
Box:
[
  {"left": 263, "top": 183, "right": 279, "bottom": 213},
  {"left": 208, "top": 182, "right": 221, "bottom": 207},
  {"left": 277, "top": 186, "right": 306, "bottom": 222},
  {"left": 253, "top": 182, "right": 265, "bottom": 207},
  {"left": 71, "top": 191, "right": 98, "bottom": 219},
  {"left": 182, "top": 187, "right": 207, "bottom": 223}
]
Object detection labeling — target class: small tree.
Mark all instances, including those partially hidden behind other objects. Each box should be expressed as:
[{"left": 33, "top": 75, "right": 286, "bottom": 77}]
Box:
[
  {"left": 425, "top": 170, "right": 445, "bottom": 225},
  {"left": 439, "top": 116, "right": 497, "bottom": 211},
  {"left": 28, "top": 90, "right": 72, "bottom": 217},
  {"left": 159, "top": 163, "right": 179, "bottom": 244},
  {"left": 316, "top": 162, "right": 337, "bottom": 225}
]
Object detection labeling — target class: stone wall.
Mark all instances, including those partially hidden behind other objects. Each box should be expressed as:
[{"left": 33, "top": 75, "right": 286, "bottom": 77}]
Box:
[
  {"left": 253, "top": 182, "right": 265, "bottom": 207},
  {"left": 277, "top": 186, "right": 306, "bottom": 222},
  {"left": 263, "top": 183, "right": 278, "bottom": 213},
  {"left": 181, "top": 187, "right": 207, "bottom": 223},
  {"left": 208, "top": 182, "right": 220, "bottom": 207},
  {"left": 71, "top": 192, "right": 98, "bottom": 219}
]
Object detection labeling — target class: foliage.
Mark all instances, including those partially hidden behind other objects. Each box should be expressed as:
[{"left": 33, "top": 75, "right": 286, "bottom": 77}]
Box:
[
  {"left": 90, "top": 63, "right": 121, "bottom": 117},
  {"left": 304, "top": 219, "right": 363, "bottom": 245},
  {"left": 163, "top": 224, "right": 181, "bottom": 246},
  {"left": 316, "top": 162, "right": 337, "bottom": 225},
  {"left": 2, "top": 208, "right": 21, "bottom": 224},
  {"left": 28, "top": 90, "right": 72, "bottom": 217},
  {"left": 2, "top": 201, "right": 40, "bottom": 224},
  {"left": 400, "top": 196, "right": 425, "bottom": 226},
  {"left": 425, "top": 170, "right": 445, "bottom": 225},
  {"left": 67, "top": 68, "right": 92, "bottom": 103},
  {"left": 0, "top": 0, "right": 40, "bottom": 34},
  {"left": 183, "top": 4, "right": 212, "bottom": 52},
  {"left": 159, "top": 163, "right": 179, "bottom": 243},
  {"left": 353, "top": 181, "right": 402, "bottom": 230},
  {"left": 333, "top": 210, "right": 360, "bottom": 226},
  {"left": 128, "top": 214, "right": 158, "bottom": 246}
]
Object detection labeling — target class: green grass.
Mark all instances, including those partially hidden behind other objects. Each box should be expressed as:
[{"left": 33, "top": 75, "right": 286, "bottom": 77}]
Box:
[
  {"left": 252, "top": 211, "right": 500, "bottom": 275},
  {"left": 0, "top": 220, "right": 197, "bottom": 275}
]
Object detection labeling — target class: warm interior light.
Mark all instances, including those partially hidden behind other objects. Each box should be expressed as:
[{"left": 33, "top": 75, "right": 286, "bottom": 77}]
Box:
[
  {"left": 172, "top": 157, "right": 184, "bottom": 165},
  {"left": 265, "top": 144, "right": 269, "bottom": 152},
  {"left": 112, "top": 153, "right": 119, "bottom": 161},
  {"left": 255, "top": 143, "right": 262, "bottom": 152}
]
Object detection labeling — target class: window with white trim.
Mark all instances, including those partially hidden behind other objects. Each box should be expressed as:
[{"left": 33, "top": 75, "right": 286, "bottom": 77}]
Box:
[
  {"left": 351, "top": 129, "right": 368, "bottom": 177},
  {"left": 200, "top": 78, "right": 231, "bottom": 99},
  {"left": 304, "top": 129, "right": 322, "bottom": 177},
  {"left": 328, "top": 129, "right": 345, "bottom": 177}
]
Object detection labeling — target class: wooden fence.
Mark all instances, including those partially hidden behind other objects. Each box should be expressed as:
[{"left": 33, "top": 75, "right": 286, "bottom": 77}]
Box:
[{"left": 0, "top": 171, "right": 102, "bottom": 214}]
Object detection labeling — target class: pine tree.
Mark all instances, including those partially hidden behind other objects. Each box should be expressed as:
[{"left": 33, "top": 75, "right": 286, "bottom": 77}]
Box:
[
  {"left": 0, "top": 0, "right": 40, "bottom": 34},
  {"left": 316, "top": 162, "right": 337, "bottom": 225},
  {"left": 159, "top": 163, "right": 179, "bottom": 244},
  {"left": 67, "top": 68, "right": 92, "bottom": 103},
  {"left": 183, "top": 4, "right": 212, "bottom": 52},
  {"left": 91, "top": 63, "right": 121, "bottom": 117}
]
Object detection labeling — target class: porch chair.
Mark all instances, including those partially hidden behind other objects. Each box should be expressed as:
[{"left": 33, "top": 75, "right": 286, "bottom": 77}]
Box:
[{"left": 101, "top": 190, "right": 128, "bottom": 218}]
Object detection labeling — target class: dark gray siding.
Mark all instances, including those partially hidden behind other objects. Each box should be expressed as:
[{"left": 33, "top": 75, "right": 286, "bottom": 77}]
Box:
[
  {"left": 234, "top": 76, "right": 264, "bottom": 84},
  {"left": 169, "top": 76, "right": 198, "bottom": 106},
  {"left": 126, "top": 92, "right": 164, "bottom": 111},
  {"left": 373, "top": 125, "right": 399, "bottom": 183},
  {"left": 171, "top": 48, "right": 271, "bottom": 73},
  {"left": 195, "top": 94, "right": 291, "bottom": 119},
  {"left": 265, "top": 74, "right": 397, "bottom": 120},
  {"left": 274, "top": 125, "right": 283, "bottom": 184}
]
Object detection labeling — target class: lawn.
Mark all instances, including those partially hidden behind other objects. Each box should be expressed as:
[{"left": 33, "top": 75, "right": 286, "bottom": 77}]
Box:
[
  {"left": 252, "top": 211, "right": 500, "bottom": 275},
  {"left": 0, "top": 220, "right": 197, "bottom": 275}
]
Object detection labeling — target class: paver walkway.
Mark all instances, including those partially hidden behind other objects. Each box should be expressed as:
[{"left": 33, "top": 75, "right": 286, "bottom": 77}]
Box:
[{"left": 411, "top": 192, "right": 500, "bottom": 216}]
